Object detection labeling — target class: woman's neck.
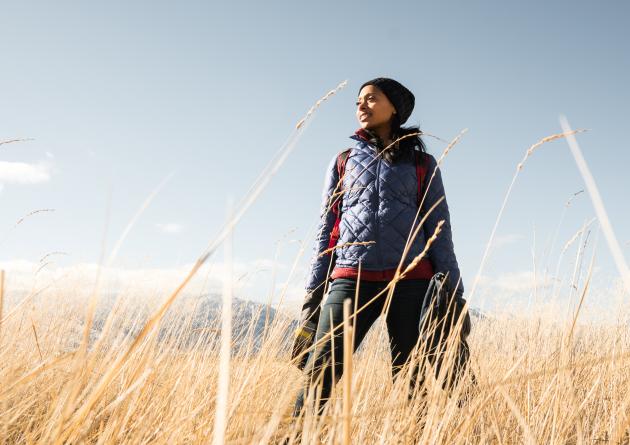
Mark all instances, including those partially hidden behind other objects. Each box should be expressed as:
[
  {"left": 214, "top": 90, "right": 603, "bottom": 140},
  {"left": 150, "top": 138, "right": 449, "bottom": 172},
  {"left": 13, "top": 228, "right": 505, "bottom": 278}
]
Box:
[{"left": 368, "top": 125, "right": 393, "bottom": 147}]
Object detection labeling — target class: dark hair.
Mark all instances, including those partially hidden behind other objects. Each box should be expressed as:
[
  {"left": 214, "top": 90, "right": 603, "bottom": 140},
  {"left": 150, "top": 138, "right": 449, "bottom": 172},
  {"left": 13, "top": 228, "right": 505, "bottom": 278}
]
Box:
[{"left": 366, "top": 114, "right": 427, "bottom": 164}]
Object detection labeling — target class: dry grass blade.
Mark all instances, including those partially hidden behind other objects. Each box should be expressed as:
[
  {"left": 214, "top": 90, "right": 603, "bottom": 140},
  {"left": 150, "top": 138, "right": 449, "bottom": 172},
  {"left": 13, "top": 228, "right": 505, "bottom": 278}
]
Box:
[
  {"left": 38, "top": 251, "right": 69, "bottom": 263},
  {"left": 342, "top": 298, "right": 353, "bottom": 445},
  {"left": 561, "top": 217, "right": 597, "bottom": 255},
  {"left": 497, "top": 386, "right": 536, "bottom": 445},
  {"left": 0, "top": 352, "right": 75, "bottom": 399},
  {"left": 212, "top": 200, "right": 234, "bottom": 445},
  {"left": 0, "top": 209, "right": 56, "bottom": 247},
  {"left": 107, "top": 173, "right": 174, "bottom": 265},
  {"left": 0, "top": 137, "right": 34, "bottom": 147},
  {"left": 318, "top": 240, "right": 375, "bottom": 257},
  {"left": 468, "top": 128, "right": 587, "bottom": 303},
  {"left": 0, "top": 270, "right": 4, "bottom": 340},
  {"left": 560, "top": 115, "right": 630, "bottom": 293},
  {"left": 30, "top": 317, "right": 43, "bottom": 361},
  {"left": 400, "top": 218, "right": 444, "bottom": 278},
  {"left": 296, "top": 81, "right": 347, "bottom": 129},
  {"left": 610, "top": 389, "right": 630, "bottom": 444},
  {"left": 12, "top": 208, "right": 55, "bottom": 227},
  {"left": 565, "top": 236, "right": 596, "bottom": 344},
  {"left": 92, "top": 368, "right": 153, "bottom": 423},
  {"left": 434, "top": 128, "right": 468, "bottom": 165}
]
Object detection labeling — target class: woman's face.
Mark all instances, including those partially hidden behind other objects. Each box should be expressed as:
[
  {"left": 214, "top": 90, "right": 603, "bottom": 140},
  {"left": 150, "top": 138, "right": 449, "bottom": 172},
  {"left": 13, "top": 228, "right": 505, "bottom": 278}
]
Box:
[{"left": 356, "top": 85, "right": 397, "bottom": 132}]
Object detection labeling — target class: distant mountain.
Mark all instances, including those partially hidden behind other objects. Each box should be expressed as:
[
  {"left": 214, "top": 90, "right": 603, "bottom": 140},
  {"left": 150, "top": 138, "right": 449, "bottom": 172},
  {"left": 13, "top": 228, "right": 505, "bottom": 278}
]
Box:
[{"left": 79, "top": 292, "right": 299, "bottom": 355}]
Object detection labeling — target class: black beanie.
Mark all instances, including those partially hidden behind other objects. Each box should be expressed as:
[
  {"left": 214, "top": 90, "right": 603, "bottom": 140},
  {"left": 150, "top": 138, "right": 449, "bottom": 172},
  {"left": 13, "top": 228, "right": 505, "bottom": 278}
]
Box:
[{"left": 358, "top": 77, "right": 415, "bottom": 125}]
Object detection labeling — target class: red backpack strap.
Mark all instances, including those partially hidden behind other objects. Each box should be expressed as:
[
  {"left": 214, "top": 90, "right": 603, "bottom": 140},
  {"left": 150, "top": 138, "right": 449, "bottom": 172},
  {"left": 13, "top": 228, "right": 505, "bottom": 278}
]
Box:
[
  {"left": 327, "top": 149, "right": 351, "bottom": 250},
  {"left": 415, "top": 150, "right": 429, "bottom": 208}
]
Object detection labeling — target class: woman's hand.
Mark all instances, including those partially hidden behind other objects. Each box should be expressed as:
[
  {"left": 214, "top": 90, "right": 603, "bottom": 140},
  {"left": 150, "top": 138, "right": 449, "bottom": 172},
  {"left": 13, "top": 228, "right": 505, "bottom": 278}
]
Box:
[{"left": 291, "top": 320, "right": 317, "bottom": 370}]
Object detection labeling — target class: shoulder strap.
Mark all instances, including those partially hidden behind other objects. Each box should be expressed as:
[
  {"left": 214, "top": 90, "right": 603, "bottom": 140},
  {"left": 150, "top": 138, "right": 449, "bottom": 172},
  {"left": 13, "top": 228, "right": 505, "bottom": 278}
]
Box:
[
  {"left": 337, "top": 149, "right": 351, "bottom": 175},
  {"left": 415, "top": 150, "right": 429, "bottom": 208},
  {"left": 327, "top": 148, "right": 351, "bottom": 250}
]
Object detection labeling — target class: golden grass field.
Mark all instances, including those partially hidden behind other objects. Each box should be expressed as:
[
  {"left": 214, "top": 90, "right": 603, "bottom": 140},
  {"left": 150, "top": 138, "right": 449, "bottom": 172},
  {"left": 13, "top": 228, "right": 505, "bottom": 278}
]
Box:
[{"left": 1, "top": 275, "right": 630, "bottom": 444}]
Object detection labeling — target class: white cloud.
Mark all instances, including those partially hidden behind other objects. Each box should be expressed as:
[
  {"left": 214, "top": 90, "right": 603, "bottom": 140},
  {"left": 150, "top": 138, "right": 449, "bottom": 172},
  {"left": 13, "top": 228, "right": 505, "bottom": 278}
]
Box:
[
  {"left": 45, "top": 152, "right": 54, "bottom": 159},
  {"left": 0, "top": 161, "right": 51, "bottom": 184},
  {"left": 477, "top": 269, "right": 552, "bottom": 293},
  {"left": 0, "top": 257, "right": 294, "bottom": 306},
  {"left": 155, "top": 223, "right": 183, "bottom": 234},
  {"left": 0, "top": 259, "right": 37, "bottom": 273},
  {"left": 472, "top": 267, "right": 628, "bottom": 323}
]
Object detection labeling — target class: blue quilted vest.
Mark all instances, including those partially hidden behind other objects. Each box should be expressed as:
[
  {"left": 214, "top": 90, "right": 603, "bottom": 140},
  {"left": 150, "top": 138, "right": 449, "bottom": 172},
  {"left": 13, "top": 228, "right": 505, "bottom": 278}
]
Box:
[{"left": 305, "top": 130, "right": 464, "bottom": 299}]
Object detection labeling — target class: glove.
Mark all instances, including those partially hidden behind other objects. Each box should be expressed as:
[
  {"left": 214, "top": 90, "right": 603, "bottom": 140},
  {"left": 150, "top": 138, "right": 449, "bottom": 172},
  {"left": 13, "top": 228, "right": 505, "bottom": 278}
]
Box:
[
  {"left": 291, "top": 287, "right": 325, "bottom": 370},
  {"left": 291, "top": 319, "right": 317, "bottom": 370}
]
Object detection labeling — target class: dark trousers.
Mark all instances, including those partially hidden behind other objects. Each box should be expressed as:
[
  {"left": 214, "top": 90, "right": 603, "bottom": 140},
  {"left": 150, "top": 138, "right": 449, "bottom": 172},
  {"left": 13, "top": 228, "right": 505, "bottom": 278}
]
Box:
[{"left": 293, "top": 277, "right": 431, "bottom": 417}]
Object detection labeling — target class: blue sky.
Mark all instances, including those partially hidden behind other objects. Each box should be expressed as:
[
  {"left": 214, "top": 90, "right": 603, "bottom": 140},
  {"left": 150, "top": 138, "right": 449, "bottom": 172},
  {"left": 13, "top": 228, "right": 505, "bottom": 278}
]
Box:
[{"left": 1, "top": 1, "right": 629, "bottom": 315}]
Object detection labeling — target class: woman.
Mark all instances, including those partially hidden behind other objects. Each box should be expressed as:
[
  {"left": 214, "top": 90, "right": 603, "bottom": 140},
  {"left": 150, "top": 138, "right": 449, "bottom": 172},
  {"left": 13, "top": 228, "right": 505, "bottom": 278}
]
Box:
[{"left": 292, "top": 77, "right": 465, "bottom": 417}]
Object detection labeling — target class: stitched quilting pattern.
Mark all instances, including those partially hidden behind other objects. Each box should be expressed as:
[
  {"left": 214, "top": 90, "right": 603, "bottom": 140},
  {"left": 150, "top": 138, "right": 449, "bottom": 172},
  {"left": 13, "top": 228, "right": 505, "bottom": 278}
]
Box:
[{"left": 305, "top": 138, "right": 464, "bottom": 298}]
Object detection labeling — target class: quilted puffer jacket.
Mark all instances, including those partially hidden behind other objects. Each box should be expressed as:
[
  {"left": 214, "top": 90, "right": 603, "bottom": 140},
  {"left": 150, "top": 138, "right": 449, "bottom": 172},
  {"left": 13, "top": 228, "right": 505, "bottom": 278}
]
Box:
[{"left": 302, "top": 129, "right": 464, "bottom": 321}]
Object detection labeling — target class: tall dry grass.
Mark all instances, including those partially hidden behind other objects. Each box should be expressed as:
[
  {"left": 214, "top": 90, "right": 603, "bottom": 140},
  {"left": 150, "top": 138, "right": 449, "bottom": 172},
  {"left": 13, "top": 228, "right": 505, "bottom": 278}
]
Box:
[
  {"left": 1, "top": 267, "right": 630, "bottom": 444},
  {"left": 1, "top": 85, "right": 629, "bottom": 444}
]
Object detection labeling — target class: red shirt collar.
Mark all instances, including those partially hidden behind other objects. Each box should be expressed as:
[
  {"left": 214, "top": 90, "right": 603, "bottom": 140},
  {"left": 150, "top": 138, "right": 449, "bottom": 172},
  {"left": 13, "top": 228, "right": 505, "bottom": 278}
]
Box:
[{"left": 353, "top": 128, "right": 372, "bottom": 142}]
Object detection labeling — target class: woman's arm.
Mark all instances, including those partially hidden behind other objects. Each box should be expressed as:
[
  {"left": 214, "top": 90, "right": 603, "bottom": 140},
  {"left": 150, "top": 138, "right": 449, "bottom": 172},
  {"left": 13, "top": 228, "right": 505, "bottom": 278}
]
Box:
[
  {"left": 301, "top": 153, "right": 341, "bottom": 323},
  {"left": 421, "top": 154, "right": 465, "bottom": 299}
]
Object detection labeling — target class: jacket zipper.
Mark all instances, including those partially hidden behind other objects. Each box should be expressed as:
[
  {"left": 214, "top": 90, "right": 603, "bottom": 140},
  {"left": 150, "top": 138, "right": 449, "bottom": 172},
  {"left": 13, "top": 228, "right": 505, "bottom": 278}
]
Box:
[{"left": 373, "top": 149, "right": 384, "bottom": 271}]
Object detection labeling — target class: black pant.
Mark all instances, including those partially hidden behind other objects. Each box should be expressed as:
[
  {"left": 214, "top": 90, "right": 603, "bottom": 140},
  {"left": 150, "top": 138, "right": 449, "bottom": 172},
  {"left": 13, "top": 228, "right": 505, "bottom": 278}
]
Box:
[{"left": 293, "top": 277, "right": 431, "bottom": 417}]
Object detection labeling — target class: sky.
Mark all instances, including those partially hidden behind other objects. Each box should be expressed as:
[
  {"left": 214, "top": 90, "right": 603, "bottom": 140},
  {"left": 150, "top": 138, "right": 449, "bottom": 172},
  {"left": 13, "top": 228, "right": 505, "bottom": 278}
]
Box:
[{"left": 1, "top": 0, "right": 629, "bottom": 317}]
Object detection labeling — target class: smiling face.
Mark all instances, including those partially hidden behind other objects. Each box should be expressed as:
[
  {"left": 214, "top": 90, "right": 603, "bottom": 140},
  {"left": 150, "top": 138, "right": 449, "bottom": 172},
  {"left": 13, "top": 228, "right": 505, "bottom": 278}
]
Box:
[{"left": 356, "top": 85, "right": 397, "bottom": 135}]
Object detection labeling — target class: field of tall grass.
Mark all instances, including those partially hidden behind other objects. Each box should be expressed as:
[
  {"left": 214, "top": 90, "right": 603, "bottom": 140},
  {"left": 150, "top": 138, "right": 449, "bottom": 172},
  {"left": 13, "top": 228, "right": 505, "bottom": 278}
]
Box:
[
  {"left": 1, "top": 270, "right": 630, "bottom": 444},
  {"left": 1, "top": 83, "right": 629, "bottom": 444}
]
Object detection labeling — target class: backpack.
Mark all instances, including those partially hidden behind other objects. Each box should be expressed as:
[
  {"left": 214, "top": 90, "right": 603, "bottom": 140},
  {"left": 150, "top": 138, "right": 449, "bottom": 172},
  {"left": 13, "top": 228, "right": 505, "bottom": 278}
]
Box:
[{"left": 327, "top": 148, "right": 429, "bottom": 250}]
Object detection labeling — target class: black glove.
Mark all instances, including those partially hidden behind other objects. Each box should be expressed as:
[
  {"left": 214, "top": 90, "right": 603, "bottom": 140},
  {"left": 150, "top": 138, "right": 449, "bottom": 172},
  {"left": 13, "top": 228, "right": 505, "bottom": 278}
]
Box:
[
  {"left": 291, "top": 286, "right": 325, "bottom": 370},
  {"left": 291, "top": 319, "right": 317, "bottom": 370}
]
